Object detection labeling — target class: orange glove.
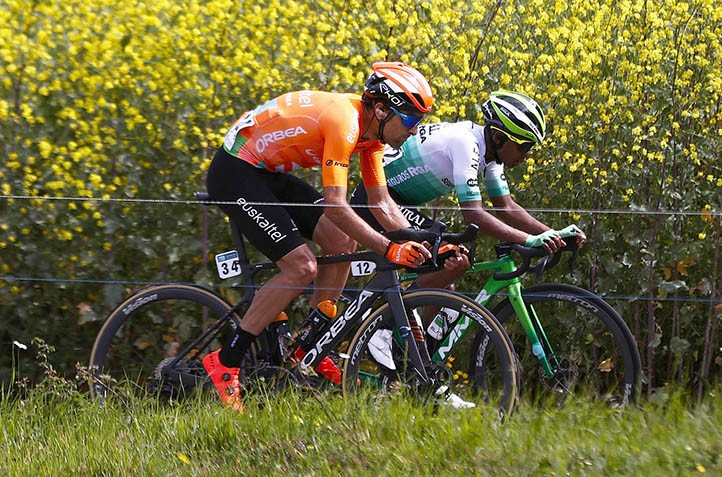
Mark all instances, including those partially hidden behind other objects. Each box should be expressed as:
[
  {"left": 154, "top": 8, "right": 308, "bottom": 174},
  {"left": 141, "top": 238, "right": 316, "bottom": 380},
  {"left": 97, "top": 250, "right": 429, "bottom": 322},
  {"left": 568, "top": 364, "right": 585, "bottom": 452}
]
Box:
[
  {"left": 438, "top": 243, "right": 469, "bottom": 256},
  {"left": 385, "top": 241, "right": 425, "bottom": 267},
  {"left": 438, "top": 244, "right": 462, "bottom": 255},
  {"left": 437, "top": 243, "right": 470, "bottom": 268}
]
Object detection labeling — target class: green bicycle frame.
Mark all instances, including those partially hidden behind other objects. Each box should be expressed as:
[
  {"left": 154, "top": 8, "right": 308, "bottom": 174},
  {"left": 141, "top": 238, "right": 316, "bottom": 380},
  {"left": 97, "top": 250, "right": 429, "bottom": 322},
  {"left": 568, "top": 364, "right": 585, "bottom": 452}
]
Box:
[{"left": 400, "top": 253, "right": 559, "bottom": 377}]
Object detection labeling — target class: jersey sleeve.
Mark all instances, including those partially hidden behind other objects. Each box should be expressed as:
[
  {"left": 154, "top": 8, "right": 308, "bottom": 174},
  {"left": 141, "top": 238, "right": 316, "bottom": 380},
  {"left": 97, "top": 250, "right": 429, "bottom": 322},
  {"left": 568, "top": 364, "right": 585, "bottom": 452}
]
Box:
[
  {"left": 318, "top": 100, "right": 360, "bottom": 188},
  {"left": 482, "top": 160, "right": 511, "bottom": 198},
  {"left": 446, "top": 130, "right": 483, "bottom": 203},
  {"left": 359, "top": 144, "right": 387, "bottom": 188}
]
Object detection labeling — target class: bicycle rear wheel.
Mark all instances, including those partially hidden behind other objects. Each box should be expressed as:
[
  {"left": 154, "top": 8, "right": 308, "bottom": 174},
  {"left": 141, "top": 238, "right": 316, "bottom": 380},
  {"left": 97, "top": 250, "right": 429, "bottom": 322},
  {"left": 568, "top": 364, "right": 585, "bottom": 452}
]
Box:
[
  {"left": 482, "top": 283, "right": 641, "bottom": 406},
  {"left": 343, "top": 289, "right": 519, "bottom": 416},
  {"left": 88, "top": 284, "right": 243, "bottom": 403}
]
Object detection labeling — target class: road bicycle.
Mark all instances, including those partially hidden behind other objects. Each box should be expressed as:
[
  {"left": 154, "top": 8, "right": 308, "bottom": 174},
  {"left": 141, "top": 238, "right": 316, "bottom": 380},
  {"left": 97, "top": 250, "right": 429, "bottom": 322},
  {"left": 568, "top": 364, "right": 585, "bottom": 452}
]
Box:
[
  {"left": 397, "top": 241, "right": 642, "bottom": 407},
  {"left": 88, "top": 194, "right": 520, "bottom": 414}
]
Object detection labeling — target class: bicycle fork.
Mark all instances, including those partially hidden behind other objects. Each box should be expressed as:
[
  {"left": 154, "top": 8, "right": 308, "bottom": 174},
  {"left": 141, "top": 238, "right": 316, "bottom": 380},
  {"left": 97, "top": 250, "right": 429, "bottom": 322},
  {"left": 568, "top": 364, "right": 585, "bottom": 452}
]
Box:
[
  {"left": 436, "top": 279, "right": 560, "bottom": 379},
  {"left": 385, "top": 288, "right": 432, "bottom": 385},
  {"left": 505, "top": 282, "right": 558, "bottom": 377}
]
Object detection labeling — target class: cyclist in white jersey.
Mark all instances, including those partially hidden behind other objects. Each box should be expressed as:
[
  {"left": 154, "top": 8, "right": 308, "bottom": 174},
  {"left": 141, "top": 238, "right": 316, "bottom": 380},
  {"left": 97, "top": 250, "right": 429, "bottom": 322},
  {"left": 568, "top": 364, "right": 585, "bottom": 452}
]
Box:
[{"left": 351, "top": 90, "right": 587, "bottom": 290}]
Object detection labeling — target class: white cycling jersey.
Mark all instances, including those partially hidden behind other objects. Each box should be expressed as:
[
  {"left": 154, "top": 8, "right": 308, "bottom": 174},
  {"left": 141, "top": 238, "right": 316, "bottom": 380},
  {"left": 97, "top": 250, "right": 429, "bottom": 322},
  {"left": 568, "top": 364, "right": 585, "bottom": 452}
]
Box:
[{"left": 382, "top": 121, "right": 510, "bottom": 205}]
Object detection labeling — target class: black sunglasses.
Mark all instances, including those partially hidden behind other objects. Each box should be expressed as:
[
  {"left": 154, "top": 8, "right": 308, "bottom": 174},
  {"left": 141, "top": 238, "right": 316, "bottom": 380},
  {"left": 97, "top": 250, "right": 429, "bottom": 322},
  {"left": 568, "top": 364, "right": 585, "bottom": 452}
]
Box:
[{"left": 494, "top": 127, "right": 536, "bottom": 153}]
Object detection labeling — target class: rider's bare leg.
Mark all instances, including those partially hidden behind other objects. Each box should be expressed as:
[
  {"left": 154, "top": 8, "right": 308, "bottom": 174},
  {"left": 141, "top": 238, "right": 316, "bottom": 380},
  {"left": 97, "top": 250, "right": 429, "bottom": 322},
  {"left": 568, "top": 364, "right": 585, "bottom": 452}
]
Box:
[
  {"left": 238, "top": 244, "right": 318, "bottom": 335},
  {"left": 309, "top": 214, "right": 357, "bottom": 307}
]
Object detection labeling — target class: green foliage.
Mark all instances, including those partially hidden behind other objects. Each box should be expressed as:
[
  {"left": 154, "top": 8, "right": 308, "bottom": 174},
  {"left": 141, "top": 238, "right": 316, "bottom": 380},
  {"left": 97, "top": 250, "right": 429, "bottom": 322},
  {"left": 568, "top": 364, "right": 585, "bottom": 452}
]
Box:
[
  {"left": 2, "top": 366, "right": 722, "bottom": 475},
  {"left": 1, "top": 0, "right": 721, "bottom": 394}
]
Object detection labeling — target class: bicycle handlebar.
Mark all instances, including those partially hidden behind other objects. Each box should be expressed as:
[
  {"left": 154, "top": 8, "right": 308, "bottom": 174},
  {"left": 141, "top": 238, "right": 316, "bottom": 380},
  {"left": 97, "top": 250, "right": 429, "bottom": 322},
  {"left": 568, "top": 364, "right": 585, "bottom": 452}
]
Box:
[
  {"left": 385, "top": 222, "right": 479, "bottom": 271},
  {"left": 384, "top": 223, "right": 479, "bottom": 246},
  {"left": 195, "top": 191, "right": 479, "bottom": 271},
  {"left": 492, "top": 240, "right": 578, "bottom": 281}
]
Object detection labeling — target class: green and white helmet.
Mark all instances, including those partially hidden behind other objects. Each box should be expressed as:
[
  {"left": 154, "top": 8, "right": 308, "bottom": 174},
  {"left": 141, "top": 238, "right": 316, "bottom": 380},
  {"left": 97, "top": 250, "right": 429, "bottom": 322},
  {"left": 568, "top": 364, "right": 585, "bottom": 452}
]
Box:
[{"left": 482, "top": 90, "right": 546, "bottom": 144}]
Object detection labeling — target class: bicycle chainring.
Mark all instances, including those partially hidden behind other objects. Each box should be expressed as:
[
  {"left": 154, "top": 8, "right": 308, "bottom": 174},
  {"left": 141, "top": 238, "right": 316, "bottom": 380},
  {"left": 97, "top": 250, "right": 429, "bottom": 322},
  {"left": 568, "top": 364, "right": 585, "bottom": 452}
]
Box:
[{"left": 151, "top": 358, "right": 208, "bottom": 398}]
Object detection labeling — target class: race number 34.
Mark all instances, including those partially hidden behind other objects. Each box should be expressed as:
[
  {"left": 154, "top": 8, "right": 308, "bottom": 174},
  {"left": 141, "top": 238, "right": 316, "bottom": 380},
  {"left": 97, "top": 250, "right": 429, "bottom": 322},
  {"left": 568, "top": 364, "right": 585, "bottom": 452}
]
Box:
[{"left": 215, "top": 250, "right": 241, "bottom": 279}]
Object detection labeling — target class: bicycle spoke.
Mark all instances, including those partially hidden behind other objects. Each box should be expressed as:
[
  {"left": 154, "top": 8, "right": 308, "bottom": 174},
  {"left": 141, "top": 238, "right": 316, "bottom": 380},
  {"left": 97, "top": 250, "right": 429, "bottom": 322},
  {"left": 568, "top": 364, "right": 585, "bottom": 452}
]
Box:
[
  {"left": 89, "top": 286, "right": 242, "bottom": 403},
  {"left": 344, "top": 290, "right": 518, "bottom": 415},
  {"left": 489, "top": 284, "right": 640, "bottom": 407}
]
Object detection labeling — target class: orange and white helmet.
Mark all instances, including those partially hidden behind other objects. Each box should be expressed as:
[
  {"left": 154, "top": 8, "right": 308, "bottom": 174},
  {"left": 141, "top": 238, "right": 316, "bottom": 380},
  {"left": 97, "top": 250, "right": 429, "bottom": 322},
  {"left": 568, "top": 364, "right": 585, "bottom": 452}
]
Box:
[{"left": 363, "top": 62, "right": 434, "bottom": 115}]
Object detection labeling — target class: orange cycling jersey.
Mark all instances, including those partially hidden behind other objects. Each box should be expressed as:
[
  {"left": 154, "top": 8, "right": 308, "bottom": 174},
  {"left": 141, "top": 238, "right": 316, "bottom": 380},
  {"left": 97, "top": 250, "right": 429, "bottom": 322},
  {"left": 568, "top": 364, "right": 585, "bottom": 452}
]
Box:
[{"left": 223, "top": 91, "right": 386, "bottom": 189}]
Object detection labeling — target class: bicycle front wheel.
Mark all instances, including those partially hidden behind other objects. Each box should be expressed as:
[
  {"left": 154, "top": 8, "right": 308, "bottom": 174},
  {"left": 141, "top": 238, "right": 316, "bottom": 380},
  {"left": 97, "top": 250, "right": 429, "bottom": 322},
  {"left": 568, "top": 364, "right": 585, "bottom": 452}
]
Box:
[
  {"left": 485, "top": 283, "right": 641, "bottom": 406},
  {"left": 89, "top": 284, "right": 243, "bottom": 403},
  {"left": 343, "top": 289, "right": 519, "bottom": 416}
]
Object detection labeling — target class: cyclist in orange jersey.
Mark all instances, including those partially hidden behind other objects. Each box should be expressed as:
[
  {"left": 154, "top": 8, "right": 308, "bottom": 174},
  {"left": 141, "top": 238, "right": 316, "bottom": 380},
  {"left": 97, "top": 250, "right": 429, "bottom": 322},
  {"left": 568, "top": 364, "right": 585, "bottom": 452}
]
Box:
[{"left": 202, "top": 62, "right": 435, "bottom": 409}]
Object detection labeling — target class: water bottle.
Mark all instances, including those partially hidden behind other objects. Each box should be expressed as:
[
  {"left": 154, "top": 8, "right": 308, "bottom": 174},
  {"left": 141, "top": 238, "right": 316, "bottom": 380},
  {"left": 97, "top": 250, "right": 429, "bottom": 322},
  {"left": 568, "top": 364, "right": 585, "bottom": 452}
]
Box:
[
  {"left": 295, "top": 299, "right": 337, "bottom": 352},
  {"left": 427, "top": 307, "right": 461, "bottom": 340},
  {"left": 268, "top": 311, "right": 291, "bottom": 359},
  {"left": 292, "top": 300, "right": 342, "bottom": 384}
]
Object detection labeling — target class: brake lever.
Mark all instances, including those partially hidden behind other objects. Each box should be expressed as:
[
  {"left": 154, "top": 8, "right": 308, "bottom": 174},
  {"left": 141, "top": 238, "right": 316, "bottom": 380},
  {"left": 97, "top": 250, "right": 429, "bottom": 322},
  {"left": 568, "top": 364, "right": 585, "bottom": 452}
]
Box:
[
  {"left": 425, "top": 221, "right": 445, "bottom": 268},
  {"left": 533, "top": 254, "right": 550, "bottom": 283},
  {"left": 467, "top": 240, "right": 477, "bottom": 267},
  {"left": 430, "top": 235, "right": 441, "bottom": 268},
  {"left": 568, "top": 247, "right": 578, "bottom": 274}
]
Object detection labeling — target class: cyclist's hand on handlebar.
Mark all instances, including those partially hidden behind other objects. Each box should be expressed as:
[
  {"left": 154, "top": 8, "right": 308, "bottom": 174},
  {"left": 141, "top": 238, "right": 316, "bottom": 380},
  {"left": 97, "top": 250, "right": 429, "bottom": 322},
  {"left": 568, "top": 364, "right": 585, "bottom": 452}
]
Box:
[
  {"left": 557, "top": 224, "right": 582, "bottom": 237},
  {"left": 558, "top": 224, "right": 587, "bottom": 248},
  {"left": 438, "top": 244, "right": 470, "bottom": 271},
  {"left": 385, "top": 241, "right": 431, "bottom": 267},
  {"left": 525, "top": 229, "right": 565, "bottom": 253},
  {"left": 438, "top": 243, "right": 468, "bottom": 256}
]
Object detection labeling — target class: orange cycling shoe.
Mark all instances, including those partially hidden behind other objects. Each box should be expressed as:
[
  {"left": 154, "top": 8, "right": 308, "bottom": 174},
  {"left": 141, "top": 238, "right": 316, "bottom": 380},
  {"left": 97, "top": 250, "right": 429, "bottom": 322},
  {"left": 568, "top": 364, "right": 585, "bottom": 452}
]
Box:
[{"left": 203, "top": 349, "right": 244, "bottom": 412}]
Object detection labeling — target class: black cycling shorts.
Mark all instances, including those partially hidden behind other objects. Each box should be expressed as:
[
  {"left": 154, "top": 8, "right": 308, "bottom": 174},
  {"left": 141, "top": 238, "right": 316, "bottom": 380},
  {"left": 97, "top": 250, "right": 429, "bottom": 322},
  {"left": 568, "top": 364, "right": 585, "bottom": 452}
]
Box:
[
  {"left": 349, "top": 182, "right": 435, "bottom": 231},
  {"left": 207, "top": 147, "right": 324, "bottom": 262}
]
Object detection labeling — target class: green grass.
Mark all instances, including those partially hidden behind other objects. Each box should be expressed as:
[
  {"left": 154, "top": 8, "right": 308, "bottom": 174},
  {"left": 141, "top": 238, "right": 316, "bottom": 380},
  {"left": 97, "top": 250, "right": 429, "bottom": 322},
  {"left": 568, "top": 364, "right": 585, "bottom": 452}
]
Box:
[
  {"left": 3, "top": 339, "right": 721, "bottom": 475},
  {"left": 2, "top": 385, "right": 721, "bottom": 476}
]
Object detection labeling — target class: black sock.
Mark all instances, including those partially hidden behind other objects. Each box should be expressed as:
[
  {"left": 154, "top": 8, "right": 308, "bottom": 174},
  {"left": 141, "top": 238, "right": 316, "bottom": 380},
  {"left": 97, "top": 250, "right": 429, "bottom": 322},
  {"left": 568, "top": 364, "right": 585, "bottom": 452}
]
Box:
[{"left": 218, "top": 328, "right": 257, "bottom": 368}]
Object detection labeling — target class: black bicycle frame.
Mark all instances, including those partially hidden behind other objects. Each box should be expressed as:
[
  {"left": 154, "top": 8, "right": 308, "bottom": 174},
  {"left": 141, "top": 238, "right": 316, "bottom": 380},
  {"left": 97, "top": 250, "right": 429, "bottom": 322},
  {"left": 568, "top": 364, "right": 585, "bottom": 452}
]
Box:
[
  {"left": 298, "top": 251, "right": 431, "bottom": 384},
  {"left": 193, "top": 192, "right": 461, "bottom": 387}
]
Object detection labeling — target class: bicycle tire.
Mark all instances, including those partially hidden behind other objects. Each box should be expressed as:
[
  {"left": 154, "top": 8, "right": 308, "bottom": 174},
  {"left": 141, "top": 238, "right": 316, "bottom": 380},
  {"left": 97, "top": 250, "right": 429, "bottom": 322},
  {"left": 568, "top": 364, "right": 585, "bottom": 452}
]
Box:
[
  {"left": 88, "top": 284, "right": 244, "bottom": 402},
  {"left": 343, "top": 289, "right": 519, "bottom": 416},
  {"left": 478, "top": 283, "right": 641, "bottom": 406}
]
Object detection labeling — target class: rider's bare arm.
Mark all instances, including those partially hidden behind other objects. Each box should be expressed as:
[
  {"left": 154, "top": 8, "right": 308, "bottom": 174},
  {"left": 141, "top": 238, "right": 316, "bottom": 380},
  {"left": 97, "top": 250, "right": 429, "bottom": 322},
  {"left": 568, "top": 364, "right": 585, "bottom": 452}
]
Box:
[
  {"left": 489, "top": 194, "right": 550, "bottom": 234},
  {"left": 322, "top": 186, "right": 430, "bottom": 265},
  {"left": 486, "top": 195, "right": 586, "bottom": 250},
  {"left": 365, "top": 185, "right": 413, "bottom": 232},
  {"left": 459, "top": 200, "right": 529, "bottom": 244}
]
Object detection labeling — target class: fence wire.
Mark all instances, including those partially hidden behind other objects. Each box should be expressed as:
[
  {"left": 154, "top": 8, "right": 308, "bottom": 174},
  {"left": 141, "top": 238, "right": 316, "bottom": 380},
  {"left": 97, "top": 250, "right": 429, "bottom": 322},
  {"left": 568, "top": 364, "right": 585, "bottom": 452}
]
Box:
[
  {"left": 1, "top": 194, "right": 720, "bottom": 305},
  {"left": 2, "top": 194, "right": 721, "bottom": 216}
]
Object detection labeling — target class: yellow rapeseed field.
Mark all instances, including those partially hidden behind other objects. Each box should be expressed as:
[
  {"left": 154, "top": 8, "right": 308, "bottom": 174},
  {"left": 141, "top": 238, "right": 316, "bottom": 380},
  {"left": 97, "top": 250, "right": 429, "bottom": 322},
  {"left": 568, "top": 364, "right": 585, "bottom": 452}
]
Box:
[{"left": 1, "top": 0, "right": 721, "bottom": 389}]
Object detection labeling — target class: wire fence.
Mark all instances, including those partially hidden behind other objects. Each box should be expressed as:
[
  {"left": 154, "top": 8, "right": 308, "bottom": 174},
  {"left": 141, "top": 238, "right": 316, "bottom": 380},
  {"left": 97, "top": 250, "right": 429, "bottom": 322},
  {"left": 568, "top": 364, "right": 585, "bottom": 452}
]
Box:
[
  {"left": 1, "top": 274, "right": 721, "bottom": 306},
  {"left": 2, "top": 193, "right": 720, "bottom": 305},
  {"left": 2, "top": 194, "right": 721, "bottom": 216}
]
